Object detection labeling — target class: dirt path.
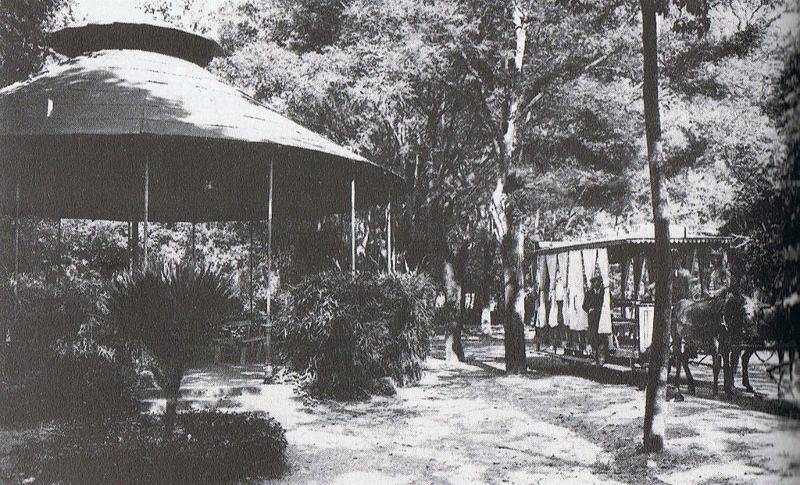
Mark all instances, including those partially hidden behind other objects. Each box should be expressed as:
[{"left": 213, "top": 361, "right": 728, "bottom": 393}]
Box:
[{"left": 223, "top": 356, "right": 800, "bottom": 484}]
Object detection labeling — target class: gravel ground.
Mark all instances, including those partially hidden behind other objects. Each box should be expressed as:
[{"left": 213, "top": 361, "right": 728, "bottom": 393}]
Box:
[{"left": 3, "top": 336, "right": 798, "bottom": 484}]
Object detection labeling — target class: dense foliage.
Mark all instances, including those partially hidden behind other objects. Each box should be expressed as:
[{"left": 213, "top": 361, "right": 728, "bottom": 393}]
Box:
[
  {"left": 0, "top": 277, "right": 138, "bottom": 426},
  {"left": 105, "top": 262, "right": 241, "bottom": 377},
  {"left": 0, "top": 279, "right": 89, "bottom": 370},
  {"left": 0, "top": 0, "right": 68, "bottom": 85},
  {"left": 0, "top": 353, "right": 140, "bottom": 426},
  {"left": 724, "top": 41, "right": 800, "bottom": 303},
  {"left": 272, "top": 271, "right": 436, "bottom": 399},
  {"left": 8, "top": 411, "right": 287, "bottom": 484}
]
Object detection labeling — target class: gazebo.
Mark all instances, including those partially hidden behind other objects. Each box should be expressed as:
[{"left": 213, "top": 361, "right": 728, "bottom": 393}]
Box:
[{"left": 0, "top": 19, "right": 403, "bottom": 361}]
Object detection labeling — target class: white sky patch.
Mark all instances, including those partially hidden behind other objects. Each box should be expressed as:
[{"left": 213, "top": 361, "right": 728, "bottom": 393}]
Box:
[
  {"left": 70, "top": 0, "right": 152, "bottom": 23},
  {"left": 69, "top": 0, "right": 226, "bottom": 24}
]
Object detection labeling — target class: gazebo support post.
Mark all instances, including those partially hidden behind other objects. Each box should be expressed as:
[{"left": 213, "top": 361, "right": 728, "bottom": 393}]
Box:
[
  {"left": 143, "top": 157, "right": 150, "bottom": 272},
  {"left": 56, "top": 218, "right": 62, "bottom": 287},
  {"left": 387, "top": 190, "right": 393, "bottom": 274},
  {"left": 12, "top": 167, "right": 21, "bottom": 336},
  {"left": 190, "top": 222, "right": 196, "bottom": 263},
  {"left": 248, "top": 221, "right": 254, "bottom": 336},
  {"left": 351, "top": 175, "right": 356, "bottom": 274},
  {"left": 263, "top": 159, "right": 274, "bottom": 379},
  {"left": 128, "top": 221, "right": 139, "bottom": 273}
]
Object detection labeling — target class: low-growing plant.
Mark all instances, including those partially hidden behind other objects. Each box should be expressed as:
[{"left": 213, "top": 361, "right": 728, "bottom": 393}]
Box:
[
  {"left": 9, "top": 411, "right": 287, "bottom": 484},
  {"left": 272, "top": 271, "right": 436, "bottom": 399},
  {"left": 0, "top": 351, "right": 140, "bottom": 426},
  {"left": 0, "top": 277, "right": 142, "bottom": 426}
]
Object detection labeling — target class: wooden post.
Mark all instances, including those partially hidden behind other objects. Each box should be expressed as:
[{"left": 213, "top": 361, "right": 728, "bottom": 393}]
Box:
[
  {"left": 264, "top": 159, "right": 274, "bottom": 374},
  {"left": 13, "top": 167, "right": 21, "bottom": 333},
  {"left": 248, "top": 221, "right": 254, "bottom": 338},
  {"left": 351, "top": 175, "right": 356, "bottom": 273},
  {"left": 128, "top": 220, "right": 139, "bottom": 273},
  {"left": 387, "top": 190, "right": 393, "bottom": 273},
  {"left": 56, "top": 218, "right": 62, "bottom": 287},
  {"left": 128, "top": 221, "right": 132, "bottom": 273},
  {"left": 190, "top": 222, "right": 196, "bottom": 263},
  {"left": 143, "top": 158, "right": 150, "bottom": 272}
]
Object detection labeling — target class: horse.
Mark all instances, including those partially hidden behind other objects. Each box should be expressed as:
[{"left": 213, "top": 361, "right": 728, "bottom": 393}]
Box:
[
  {"left": 669, "top": 288, "right": 744, "bottom": 398},
  {"left": 733, "top": 293, "right": 800, "bottom": 397}
]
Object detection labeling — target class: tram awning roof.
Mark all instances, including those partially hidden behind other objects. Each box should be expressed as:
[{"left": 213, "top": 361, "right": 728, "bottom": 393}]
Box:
[{"left": 534, "top": 232, "right": 731, "bottom": 256}]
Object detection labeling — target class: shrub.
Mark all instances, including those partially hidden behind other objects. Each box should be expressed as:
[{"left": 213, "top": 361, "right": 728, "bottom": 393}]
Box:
[
  {"left": 0, "top": 280, "right": 90, "bottom": 372},
  {"left": 105, "top": 262, "right": 241, "bottom": 433},
  {"left": 0, "top": 352, "right": 140, "bottom": 426},
  {"left": 9, "top": 411, "right": 287, "bottom": 484},
  {"left": 272, "top": 271, "right": 436, "bottom": 399}
]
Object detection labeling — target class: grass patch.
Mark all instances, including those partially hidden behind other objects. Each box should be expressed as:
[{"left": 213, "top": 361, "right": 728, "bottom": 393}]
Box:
[{"left": 665, "top": 425, "right": 701, "bottom": 440}]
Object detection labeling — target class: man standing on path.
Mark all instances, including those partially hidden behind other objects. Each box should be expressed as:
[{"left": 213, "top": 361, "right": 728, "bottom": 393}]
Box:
[{"left": 584, "top": 275, "right": 606, "bottom": 366}]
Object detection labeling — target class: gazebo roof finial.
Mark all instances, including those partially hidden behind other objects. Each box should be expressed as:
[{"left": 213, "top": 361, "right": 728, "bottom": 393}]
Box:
[{"left": 49, "top": 20, "right": 223, "bottom": 67}]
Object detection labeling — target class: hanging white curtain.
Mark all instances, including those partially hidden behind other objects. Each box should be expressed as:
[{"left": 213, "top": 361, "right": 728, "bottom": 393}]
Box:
[
  {"left": 639, "top": 257, "right": 652, "bottom": 300},
  {"left": 557, "top": 251, "right": 569, "bottom": 327},
  {"left": 624, "top": 259, "right": 635, "bottom": 300},
  {"left": 546, "top": 254, "right": 559, "bottom": 327},
  {"left": 596, "top": 248, "right": 612, "bottom": 334},
  {"left": 639, "top": 305, "right": 654, "bottom": 353},
  {"left": 568, "top": 250, "right": 587, "bottom": 331},
  {"left": 582, "top": 248, "right": 597, "bottom": 285},
  {"left": 536, "top": 255, "right": 548, "bottom": 328}
]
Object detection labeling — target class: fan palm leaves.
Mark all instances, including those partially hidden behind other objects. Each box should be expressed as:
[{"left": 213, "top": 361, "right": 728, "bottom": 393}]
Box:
[{"left": 106, "top": 262, "right": 241, "bottom": 434}]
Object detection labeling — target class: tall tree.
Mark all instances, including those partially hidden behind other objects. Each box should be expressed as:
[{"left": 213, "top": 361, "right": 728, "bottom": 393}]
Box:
[
  {"left": 639, "top": 0, "right": 716, "bottom": 453},
  {"left": 640, "top": 0, "right": 672, "bottom": 453}
]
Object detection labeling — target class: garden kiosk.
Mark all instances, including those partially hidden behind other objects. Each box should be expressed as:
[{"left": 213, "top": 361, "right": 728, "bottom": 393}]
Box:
[{"left": 0, "top": 20, "right": 403, "bottom": 364}]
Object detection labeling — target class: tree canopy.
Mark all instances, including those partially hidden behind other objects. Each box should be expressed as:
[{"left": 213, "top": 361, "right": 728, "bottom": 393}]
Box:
[
  {"left": 0, "top": 0, "right": 70, "bottom": 85},
  {"left": 2, "top": 0, "right": 795, "bottom": 305}
]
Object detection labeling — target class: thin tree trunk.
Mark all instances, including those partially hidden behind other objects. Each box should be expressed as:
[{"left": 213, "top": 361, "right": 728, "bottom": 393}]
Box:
[
  {"left": 502, "top": 214, "right": 526, "bottom": 374},
  {"left": 500, "top": 3, "right": 528, "bottom": 375},
  {"left": 445, "top": 243, "right": 469, "bottom": 362},
  {"left": 158, "top": 363, "right": 184, "bottom": 439},
  {"left": 443, "top": 259, "right": 464, "bottom": 362},
  {"left": 641, "top": 0, "right": 673, "bottom": 453}
]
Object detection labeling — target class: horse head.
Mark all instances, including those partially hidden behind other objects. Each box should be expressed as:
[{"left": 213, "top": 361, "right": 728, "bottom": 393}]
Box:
[{"left": 722, "top": 286, "right": 747, "bottom": 342}]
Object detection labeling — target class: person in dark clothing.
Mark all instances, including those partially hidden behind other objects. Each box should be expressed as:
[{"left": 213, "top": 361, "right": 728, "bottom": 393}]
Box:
[{"left": 583, "top": 275, "right": 606, "bottom": 365}]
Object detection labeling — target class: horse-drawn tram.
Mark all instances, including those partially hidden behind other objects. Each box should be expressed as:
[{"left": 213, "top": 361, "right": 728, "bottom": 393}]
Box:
[{"left": 530, "top": 232, "right": 731, "bottom": 369}]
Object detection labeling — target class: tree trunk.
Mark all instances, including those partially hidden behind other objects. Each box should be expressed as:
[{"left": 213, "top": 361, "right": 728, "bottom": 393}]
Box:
[
  {"left": 641, "top": 0, "right": 673, "bottom": 454},
  {"left": 499, "top": 4, "right": 528, "bottom": 375},
  {"left": 502, "top": 212, "right": 527, "bottom": 374},
  {"left": 443, "top": 260, "right": 465, "bottom": 362},
  {"left": 156, "top": 362, "right": 184, "bottom": 439},
  {"left": 446, "top": 243, "right": 471, "bottom": 362}
]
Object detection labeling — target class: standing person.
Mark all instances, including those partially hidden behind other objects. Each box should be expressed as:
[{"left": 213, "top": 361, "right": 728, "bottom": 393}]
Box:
[{"left": 583, "top": 275, "right": 606, "bottom": 365}]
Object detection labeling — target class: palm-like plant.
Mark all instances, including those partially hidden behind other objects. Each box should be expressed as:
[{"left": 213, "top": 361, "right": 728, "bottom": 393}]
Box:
[{"left": 106, "top": 262, "right": 240, "bottom": 434}]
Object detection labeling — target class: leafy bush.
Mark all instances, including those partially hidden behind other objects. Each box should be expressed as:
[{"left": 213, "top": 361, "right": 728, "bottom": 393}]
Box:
[
  {"left": 0, "top": 278, "right": 140, "bottom": 426},
  {"left": 9, "top": 411, "right": 287, "bottom": 484},
  {"left": 0, "top": 280, "right": 90, "bottom": 371},
  {"left": 0, "top": 352, "right": 140, "bottom": 426},
  {"left": 272, "top": 271, "right": 436, "bottom": 399}
]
